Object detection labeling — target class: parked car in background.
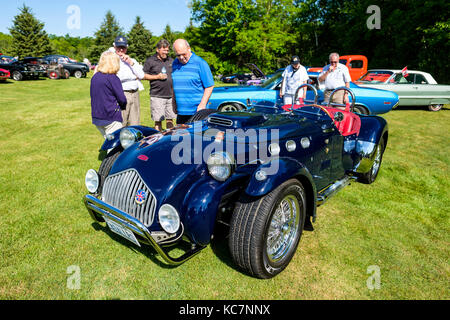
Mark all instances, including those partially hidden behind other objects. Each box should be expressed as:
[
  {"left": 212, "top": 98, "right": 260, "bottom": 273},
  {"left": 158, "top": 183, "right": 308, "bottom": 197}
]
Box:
[
  {"left": 0, "top": 68, "right": 10, "bottom": 81},
  {"left": 43, "top": 55, "right": 89, "bottom": 78},
  {"left": 221, "top": 63, "right": 266, "bottom": 85},
  {"left": 0, "top": 56, "right": 46, "bottom": 81},
  {"left": 308, "top": 55, "right": 368, "bottom": 81},
  {"left": 356, "top": 69, "right": 450, "bottom": 111},
  {"left": 208, "top": 70, "right": 398, "bottom": 115},
  {"left": 83, "top": 85, "right": 389, "bottom": 278}
]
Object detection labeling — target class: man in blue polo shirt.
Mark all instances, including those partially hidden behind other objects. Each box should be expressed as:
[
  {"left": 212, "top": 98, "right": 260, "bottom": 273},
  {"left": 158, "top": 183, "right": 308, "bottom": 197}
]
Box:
[{"left": 172, "top": 39, "right": 215, "bottom": 124}]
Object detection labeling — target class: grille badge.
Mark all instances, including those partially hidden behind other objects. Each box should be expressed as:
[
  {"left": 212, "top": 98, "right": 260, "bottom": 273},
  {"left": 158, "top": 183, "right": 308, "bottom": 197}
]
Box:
[{"left": 135, "top": 189, "right": 147, "bottom": 205}]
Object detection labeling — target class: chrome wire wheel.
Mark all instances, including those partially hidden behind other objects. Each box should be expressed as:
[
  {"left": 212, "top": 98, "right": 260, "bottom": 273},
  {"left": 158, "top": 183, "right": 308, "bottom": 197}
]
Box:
[{"left": 266, "top": 193, "right": 300, "bottom": 263}]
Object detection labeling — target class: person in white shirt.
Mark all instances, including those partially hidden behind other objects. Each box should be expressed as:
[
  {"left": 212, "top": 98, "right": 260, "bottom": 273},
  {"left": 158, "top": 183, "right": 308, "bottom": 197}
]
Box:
[
  {"left": 110, "top": 36, "right": 145, "bottom": 126},
  {"left": 280, "top": 56, "right": 309, "bottom": 105},
  {"left": 318, "top": 52, "right": 351, "bottom": 106}
]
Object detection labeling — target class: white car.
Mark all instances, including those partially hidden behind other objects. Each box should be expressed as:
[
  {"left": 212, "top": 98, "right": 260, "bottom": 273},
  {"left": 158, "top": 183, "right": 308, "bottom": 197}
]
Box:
[{"left": 355, "top": 69, "right": 450, "bottom": 111}]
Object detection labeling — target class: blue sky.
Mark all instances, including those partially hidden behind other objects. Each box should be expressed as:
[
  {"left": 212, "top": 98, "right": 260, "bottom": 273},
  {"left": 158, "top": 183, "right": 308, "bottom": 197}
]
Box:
[{"left": 2, "top": 0, "right": 192, "bottom": 37}]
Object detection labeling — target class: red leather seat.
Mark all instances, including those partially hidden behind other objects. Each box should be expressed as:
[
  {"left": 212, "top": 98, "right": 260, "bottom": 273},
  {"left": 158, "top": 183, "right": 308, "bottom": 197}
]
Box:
[{"left": 325, "top": 107, "right": 361, "bottom": 136}]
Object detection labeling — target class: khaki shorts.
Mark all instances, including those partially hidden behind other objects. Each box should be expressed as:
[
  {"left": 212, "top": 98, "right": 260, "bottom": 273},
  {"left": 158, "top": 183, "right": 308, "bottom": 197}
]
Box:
[
  {"left": 151, "top": 97, "right": 176, "bottom": 121},
  {"left": 96, "top": 121, "right": 123, "bottom": 139},
  {"left": 122, "top": 91, "right": 140, "bottom": 126}
]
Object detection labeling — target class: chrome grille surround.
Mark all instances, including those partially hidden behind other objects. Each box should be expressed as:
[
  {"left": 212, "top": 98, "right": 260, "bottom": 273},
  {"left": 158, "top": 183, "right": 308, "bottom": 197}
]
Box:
[{"left": 102, "top": 169, "right": 156, "bottom": 227}]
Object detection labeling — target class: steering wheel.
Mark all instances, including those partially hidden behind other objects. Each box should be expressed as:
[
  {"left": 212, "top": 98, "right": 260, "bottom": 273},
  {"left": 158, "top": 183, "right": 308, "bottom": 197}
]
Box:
[{"left": 328, "top": 86, "right": 356, "bottom": 112}]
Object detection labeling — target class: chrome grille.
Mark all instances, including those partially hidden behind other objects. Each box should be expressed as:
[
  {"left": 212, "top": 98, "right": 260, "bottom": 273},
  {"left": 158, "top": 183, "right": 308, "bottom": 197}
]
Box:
[
  {"left": 208, "top": 116, "right": 233, "bottom": 127},
  {"left": 102, "top": 169, "right": 156, "bottom": 227}
]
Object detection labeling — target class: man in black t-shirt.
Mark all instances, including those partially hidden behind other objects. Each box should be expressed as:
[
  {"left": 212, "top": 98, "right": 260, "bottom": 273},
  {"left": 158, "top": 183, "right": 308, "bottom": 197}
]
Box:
[{"left": 143, "top": 39, "right": 175, "bottom": 131}]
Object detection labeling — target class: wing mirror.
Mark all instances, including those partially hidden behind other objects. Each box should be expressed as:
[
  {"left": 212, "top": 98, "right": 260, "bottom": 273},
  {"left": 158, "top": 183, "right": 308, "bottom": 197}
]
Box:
[
  {"left": 246, "top": 98, "right": 252, "bottom": 107},
  {"left": 334, "top": 112, "right": 344, "bottom": 122}
]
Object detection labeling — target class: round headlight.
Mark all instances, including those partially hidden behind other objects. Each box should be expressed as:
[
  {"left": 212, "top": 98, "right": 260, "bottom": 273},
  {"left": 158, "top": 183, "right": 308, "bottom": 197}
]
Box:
[
  {"left": 120, "top": 128, "right": 142, "bottom": 149},
  {"left": 158, "top": 204, "right": 180, "bottom": 234},
  {"left": 207, "top": 152, "right": 233, "bottom": 182},
  {"left": 85, "top": 169, "right": 99, "bottom": 193}
]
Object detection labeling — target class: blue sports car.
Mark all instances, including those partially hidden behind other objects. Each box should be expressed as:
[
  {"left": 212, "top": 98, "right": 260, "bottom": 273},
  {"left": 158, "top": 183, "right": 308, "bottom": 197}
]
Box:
[{"left": 208, "top": 71, "right": 399, "bottom": 115}]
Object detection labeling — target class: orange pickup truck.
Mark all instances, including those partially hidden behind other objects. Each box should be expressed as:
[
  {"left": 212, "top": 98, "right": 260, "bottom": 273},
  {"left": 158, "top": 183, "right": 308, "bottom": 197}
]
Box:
[{"left": 308, "top": 55, "right": 368, "bottom": 81}]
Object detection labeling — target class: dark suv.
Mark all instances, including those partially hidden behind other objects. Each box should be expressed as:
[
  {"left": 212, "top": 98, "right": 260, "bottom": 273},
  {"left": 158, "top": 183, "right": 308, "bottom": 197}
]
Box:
[{"left": 43, "top": 55, "right": 89, "bottom": 78}]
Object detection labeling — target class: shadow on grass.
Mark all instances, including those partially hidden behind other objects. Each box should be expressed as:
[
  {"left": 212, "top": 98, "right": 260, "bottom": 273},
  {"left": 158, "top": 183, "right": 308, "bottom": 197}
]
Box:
[
  {"left": 394, "top": 105, "right": 449, "bottom": 112},
  {"left": 91, "top": 222, "right": 178, "bottom": 270},
  {"left": 209, "top": 223, "right": 244, "bottom": 275}
]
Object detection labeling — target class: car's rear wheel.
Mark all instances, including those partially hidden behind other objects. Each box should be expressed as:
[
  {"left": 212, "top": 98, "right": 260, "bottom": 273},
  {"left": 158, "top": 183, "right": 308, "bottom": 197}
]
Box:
[
  {"left": 12, "top": 71, "right": 23, "bottom": 81},
  {"left": 229, "top": 179, "right": 306, "bottom": 279},
  {"left": 358, "top": 138, "right": 385, "bottom": 184},
  {"left": 353, "top": 104, "right": 369, "bottom": 115},
  {"left": 186, "top": 109, "right": 217, "bottom": 123},
  {"left": 74, "top": 70, "right": 83, "bottom": 78},
  {"left": 428, "top": 104, "right": 443, "bottom": 112},
  {"left": 48, "top": 70, "right": 60, "bottom": 80},
  {"left": 218, "top": 103, "right": 243, "bottom": 112}
]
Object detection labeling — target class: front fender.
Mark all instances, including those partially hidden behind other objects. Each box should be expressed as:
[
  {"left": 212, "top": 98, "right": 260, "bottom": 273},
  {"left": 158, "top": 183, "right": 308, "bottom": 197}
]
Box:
[
  {"left": 245, "top": 157, "right": 315, "bottom": 197},
  {"left": 244, "top": 157, "right": 317, "bottom": 221}
]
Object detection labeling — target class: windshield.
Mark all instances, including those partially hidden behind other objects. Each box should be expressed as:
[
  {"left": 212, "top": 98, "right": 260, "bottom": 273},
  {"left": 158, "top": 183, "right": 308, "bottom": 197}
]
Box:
[
  {"left": 261, "top": 71, "right": 283, "bottom": 89},
  {"left": 339, "top": 59, "right": 347, "bottom": 65},
  {"left": 359, "top": 70, "right": 393, "bottom": 83}
]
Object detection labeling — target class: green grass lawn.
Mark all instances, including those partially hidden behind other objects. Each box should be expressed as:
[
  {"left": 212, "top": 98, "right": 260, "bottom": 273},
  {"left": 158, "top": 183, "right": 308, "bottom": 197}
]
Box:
[{"left": 0, "top": 75, "right": 448, "bottom": 300}]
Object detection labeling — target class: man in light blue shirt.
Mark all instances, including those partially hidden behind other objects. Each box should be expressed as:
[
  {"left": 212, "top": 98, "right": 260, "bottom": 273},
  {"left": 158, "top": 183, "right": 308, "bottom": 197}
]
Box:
[
  {"left": 280, "top": 56, "right": 309, "bottom": 105},
  {"left": 319, "top": 52, "right": 351, "bottom": 105},
  {"left": 172, "top": 39, "right": 215, "bottom": 124}
]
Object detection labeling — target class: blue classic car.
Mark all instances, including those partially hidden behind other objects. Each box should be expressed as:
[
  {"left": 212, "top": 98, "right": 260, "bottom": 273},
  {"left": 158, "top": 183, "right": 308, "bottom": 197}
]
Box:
[
  {"left": 84, "top": 86, "right": 388, "bottom": 278},
  {"left": 208, "top": 70, "right": 399, "bottom": 115}
]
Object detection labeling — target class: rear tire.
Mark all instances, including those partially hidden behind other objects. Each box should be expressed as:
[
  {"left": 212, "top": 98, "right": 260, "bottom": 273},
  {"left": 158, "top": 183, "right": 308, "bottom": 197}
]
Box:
[
  {"left": 358, "top": 139, "right": 385, "bottom": 184},
  {"left": 218, "top": 103, "right": 243, "bottom": 112},
  {"left": 229, "top": 179, "right": 306, "bottom": 278},
  {"left": 428, "top": 104, "right": 442, "bottom": 112},
  {"left": 353, "top": 104, "right": 369, "bottom": 115},
  {"left": 12, "top": 71, "right": 23, "bottom": 81},
  {"left": 48, "top": 70, "right": 60, "bottom": 80}
]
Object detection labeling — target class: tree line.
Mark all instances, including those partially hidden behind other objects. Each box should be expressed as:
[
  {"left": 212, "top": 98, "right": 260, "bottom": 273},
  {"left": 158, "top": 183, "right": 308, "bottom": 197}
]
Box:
[{"left": 2, "top": 1, "right": 449, "bottom": 83}]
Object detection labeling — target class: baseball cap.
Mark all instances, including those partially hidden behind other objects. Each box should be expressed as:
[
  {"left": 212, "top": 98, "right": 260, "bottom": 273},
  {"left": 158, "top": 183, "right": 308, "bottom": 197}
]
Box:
[
  {"left": 291, "top": 56, "right": 300, "bottom": 65},
  {"left": 114, "top": 36, "right": 128, "bottom": 47}
]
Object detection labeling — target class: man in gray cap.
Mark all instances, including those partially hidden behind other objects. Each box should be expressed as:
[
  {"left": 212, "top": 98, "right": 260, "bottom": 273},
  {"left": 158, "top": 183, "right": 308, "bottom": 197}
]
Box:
[
  {"left": 280, "top": 55, "right": 308, "bottom": 105},
  {"left": 110, "top": 35, "right": 145, "bottom": 126}
]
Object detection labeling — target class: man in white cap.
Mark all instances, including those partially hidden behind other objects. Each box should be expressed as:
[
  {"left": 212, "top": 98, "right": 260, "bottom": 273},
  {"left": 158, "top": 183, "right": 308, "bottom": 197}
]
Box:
[
  {"left": 280, "top": 55, "right": 308, "bottom": 106},
  {"left": 111, "top": 35, "right": 145, "bottom": 126}
]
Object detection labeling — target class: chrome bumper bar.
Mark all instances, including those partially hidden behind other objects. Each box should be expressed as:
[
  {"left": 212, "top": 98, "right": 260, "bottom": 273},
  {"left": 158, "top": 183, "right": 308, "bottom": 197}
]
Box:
[{"left": 84, "top": 194, "right": 204, "bottom": 265}]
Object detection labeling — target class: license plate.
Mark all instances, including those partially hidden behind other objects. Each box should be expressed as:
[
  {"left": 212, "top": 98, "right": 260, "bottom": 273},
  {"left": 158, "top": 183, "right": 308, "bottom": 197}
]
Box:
[{"left": 104, "top": 217, "right": 141, "bottom": 247}]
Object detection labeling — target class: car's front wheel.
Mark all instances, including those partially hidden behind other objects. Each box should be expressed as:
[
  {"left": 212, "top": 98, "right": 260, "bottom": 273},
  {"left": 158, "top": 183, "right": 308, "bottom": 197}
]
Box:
[
  {"left": 97, "top": 151, "right": 121, "bottom": 195},
  {"left": 48, "top": 70, "right": 60, "bottom": 80},
  {"left": 229, "top": 179, "right": 306, "bottom": 278},
  {"left": 428, "top": 104, "right": 443, "bottom": 112}
]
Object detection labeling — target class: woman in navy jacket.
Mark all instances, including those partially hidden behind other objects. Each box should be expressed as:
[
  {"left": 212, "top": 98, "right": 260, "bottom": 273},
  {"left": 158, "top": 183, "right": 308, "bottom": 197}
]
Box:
[{"left": 90, "top": 51, "right": 127, "bottom": 138}]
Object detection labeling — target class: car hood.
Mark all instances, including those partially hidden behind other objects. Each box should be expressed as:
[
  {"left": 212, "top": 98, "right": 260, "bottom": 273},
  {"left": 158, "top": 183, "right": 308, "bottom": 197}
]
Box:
[{"left": 245, "top": 63, "right": 265, "bottom": 78}]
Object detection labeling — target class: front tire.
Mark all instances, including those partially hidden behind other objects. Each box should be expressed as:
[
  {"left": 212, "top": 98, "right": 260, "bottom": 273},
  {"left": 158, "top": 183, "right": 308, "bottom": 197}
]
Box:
[
  {"left": 74, "top": 70, "right": 83, "bottom": 78},
  {"left": 353, "top": 105, "right": 369, "bottom": 115},
  {"left": 97, "top": 151, "right": 121, "bottom": 195},
  {"left": 229, "top": 179, "right": 306, "bottom": 278}
]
